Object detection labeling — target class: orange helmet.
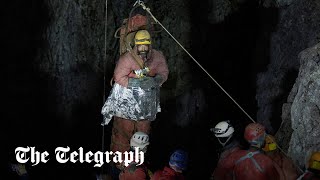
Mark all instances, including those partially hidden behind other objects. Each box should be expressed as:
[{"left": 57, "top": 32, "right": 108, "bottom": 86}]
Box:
[
  {"left": 262, "top": 134, "right": 277, "bottom": 152},
  {"left": 309, "top": 152, "right": 320, "bottom": 170},
  {"left": 244, "top": 123, "right": 266, "bottom": 148}
]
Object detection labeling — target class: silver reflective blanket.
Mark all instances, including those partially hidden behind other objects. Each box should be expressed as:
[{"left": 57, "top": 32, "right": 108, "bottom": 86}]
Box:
[{"left": 101, "top": 83, "right": 161, "bottom": 125}]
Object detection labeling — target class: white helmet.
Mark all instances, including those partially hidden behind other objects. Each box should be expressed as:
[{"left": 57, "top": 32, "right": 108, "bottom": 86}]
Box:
[
  {"left": 211, "top": 121, "right": 234, "bottom": 138},
  {"left": 211, "top": 121, "right": 235, "bottom": 147},
  {"left": 130, "top": 132, "right": 150, "bottom": 150}
]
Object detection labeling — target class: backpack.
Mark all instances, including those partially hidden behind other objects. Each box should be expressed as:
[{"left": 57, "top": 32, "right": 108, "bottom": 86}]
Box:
[{"left": 115, "top": 14, "right": 154, "bottom": 56}]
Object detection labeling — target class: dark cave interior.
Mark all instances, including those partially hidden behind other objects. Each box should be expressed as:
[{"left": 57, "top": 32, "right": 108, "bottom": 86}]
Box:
[{"left": 4, "top": 0, "right": 300, "bottom": 179}]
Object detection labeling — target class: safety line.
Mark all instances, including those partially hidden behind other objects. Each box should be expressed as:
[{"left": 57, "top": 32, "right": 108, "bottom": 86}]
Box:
[
  {"left": 135, "top": 0, "right": 256, "bottom": 123},
  {"left": 100, "top": 0, "right": 108, "bottom": 177}
]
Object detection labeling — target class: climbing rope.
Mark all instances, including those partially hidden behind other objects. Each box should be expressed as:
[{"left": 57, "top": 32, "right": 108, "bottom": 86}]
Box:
[
  {"left": 100, "top": 0, "right": 108, "bottom": 177},
  {"left": 277, "top": 144, "right": 304, "bottom": 173},
  {"left": 134, "top": 0, "right": 256, "bottom": 123},
  {"left": 103, "top": 0, "right": 108, "bottom": 106},
  {"left": 133, "top": 1, "right": 305, "bottom": 173}
]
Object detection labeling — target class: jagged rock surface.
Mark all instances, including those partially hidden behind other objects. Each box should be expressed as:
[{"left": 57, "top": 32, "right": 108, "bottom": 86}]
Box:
[
  {"left": 256, "top": 0, "right": 320, "bottom": 133},
  {"left": 286, "top": 43, "right": 320, "bottom": 169}
]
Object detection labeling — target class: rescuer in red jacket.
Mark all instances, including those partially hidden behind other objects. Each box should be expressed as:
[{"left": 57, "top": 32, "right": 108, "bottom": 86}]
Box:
[
  {"left": 119, "top": 131, "right": 152, "bottom": 180},
  {"left": 298, "top": 151, "right": 320, "bottom": 180},
  {"left": 263, "top": 134, "right": 299, "bottom": 180},
  {"left": 152, "top": 150, "right": 188, "bottom": 180},
  {"left": 213, "top": 123, "right": 280, "bottom": 180},
  {"left": 211, "top": 120, "right": 242, "bottom": 179}
]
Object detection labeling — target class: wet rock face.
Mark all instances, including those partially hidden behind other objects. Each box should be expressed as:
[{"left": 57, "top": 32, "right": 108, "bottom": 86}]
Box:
[
  {"left": 286, "top": 43, "right": 320, "bottom": 169},
  {"left": 256, "top": 0, "right": 320, "bottom": 133}
]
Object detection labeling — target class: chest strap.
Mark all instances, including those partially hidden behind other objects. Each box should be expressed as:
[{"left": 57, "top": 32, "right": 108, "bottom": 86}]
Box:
[{"left": 235, "top": 151, "right": 264, "bottom": 173}]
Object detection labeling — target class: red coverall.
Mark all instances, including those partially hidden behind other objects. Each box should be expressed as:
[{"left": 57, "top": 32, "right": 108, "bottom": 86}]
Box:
[
  {"left": 266, "top": 151, "right": 299, "bottom": 180},
  {"left": 152, "top": 166, "right": 185, "bottom": 180},
  {"left": 212, "top": 142, "right": 240, "bottom": 179},
  {"left": 298, "top": 170, "right": 320, "bottom": 180},
  {"left": 119, "top": 163, "right": 150, "bottom": 180},
  {"left": 214, "top": 149, "right": 280, "bottom": 180},
  {"left": 111, "top": 47, "right": 169, "bottom": 164}
]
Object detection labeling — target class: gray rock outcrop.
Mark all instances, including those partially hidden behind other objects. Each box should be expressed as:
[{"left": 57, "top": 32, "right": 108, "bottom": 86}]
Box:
[
  {"left": 256, "top": 0, "right": 320, "bottom": 133},
  {"left": 286, "top": 43, "right": 320, "bottom": 168}
]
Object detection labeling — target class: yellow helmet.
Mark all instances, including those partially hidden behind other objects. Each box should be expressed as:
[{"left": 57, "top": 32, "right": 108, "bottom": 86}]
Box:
[
  {"left": 262, "top": 134, "right": 277, "bottom": 152},
  {"left": 134, "top": 30, "right": 151, "bottom": 45},
  {"left": 309, "top": 152, "right": 320, "bottom": 170}
]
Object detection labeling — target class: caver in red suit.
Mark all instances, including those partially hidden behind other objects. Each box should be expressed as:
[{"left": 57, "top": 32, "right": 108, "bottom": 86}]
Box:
[
  {"left": 263, "top": 135, "right": 299, "bottom": 180},
  {"left": 298, "top": 170, "right": 320, "bottom": 180},
  {"left": 152, "top": 166, "right": 184, "bottom": 180},
  {"left": 213, "top": 123, "right": 280, "bottom": 180},
  {"left": 119, "top": 163, "right": 151, "bottom": 180},
  {"left": 152, "top": 150, "right": 188, "bottom": 180},
  {"left": 298, "top": 151, "right": 320, "bottom": 180},
  {"left": 119, "top": 132, "right": 152, "bottom": 180},
  {"left": 211, "top": 121, "right": 241, "bottom": 180},
  {"left": 101, "top": 30, "right": 169, "bottom": 159}
]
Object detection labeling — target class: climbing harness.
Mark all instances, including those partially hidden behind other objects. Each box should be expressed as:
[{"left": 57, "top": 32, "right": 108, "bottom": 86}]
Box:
[{"left": 234, "top": 151, "right": 264, "bottom": 173}]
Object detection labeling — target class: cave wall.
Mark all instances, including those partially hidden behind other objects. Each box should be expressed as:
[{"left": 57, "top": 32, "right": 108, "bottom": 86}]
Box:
[
  {"left": 262, "top": 0, "right": 297, "bottom": 7},
  {"left": 35, "top": 0, "right": 106, "bottom": 140},
  {"left": 253, "top": 0, "right": 320, "bottom": 169},
  {"left": 256, "top": 0, "right": 320, "bottom": 133},
  {"left": 285, "top": 43, "right": 320, "bottom": 169},
  {"left": 5, "top": 0, "right": 50, "bottom": 148}
]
